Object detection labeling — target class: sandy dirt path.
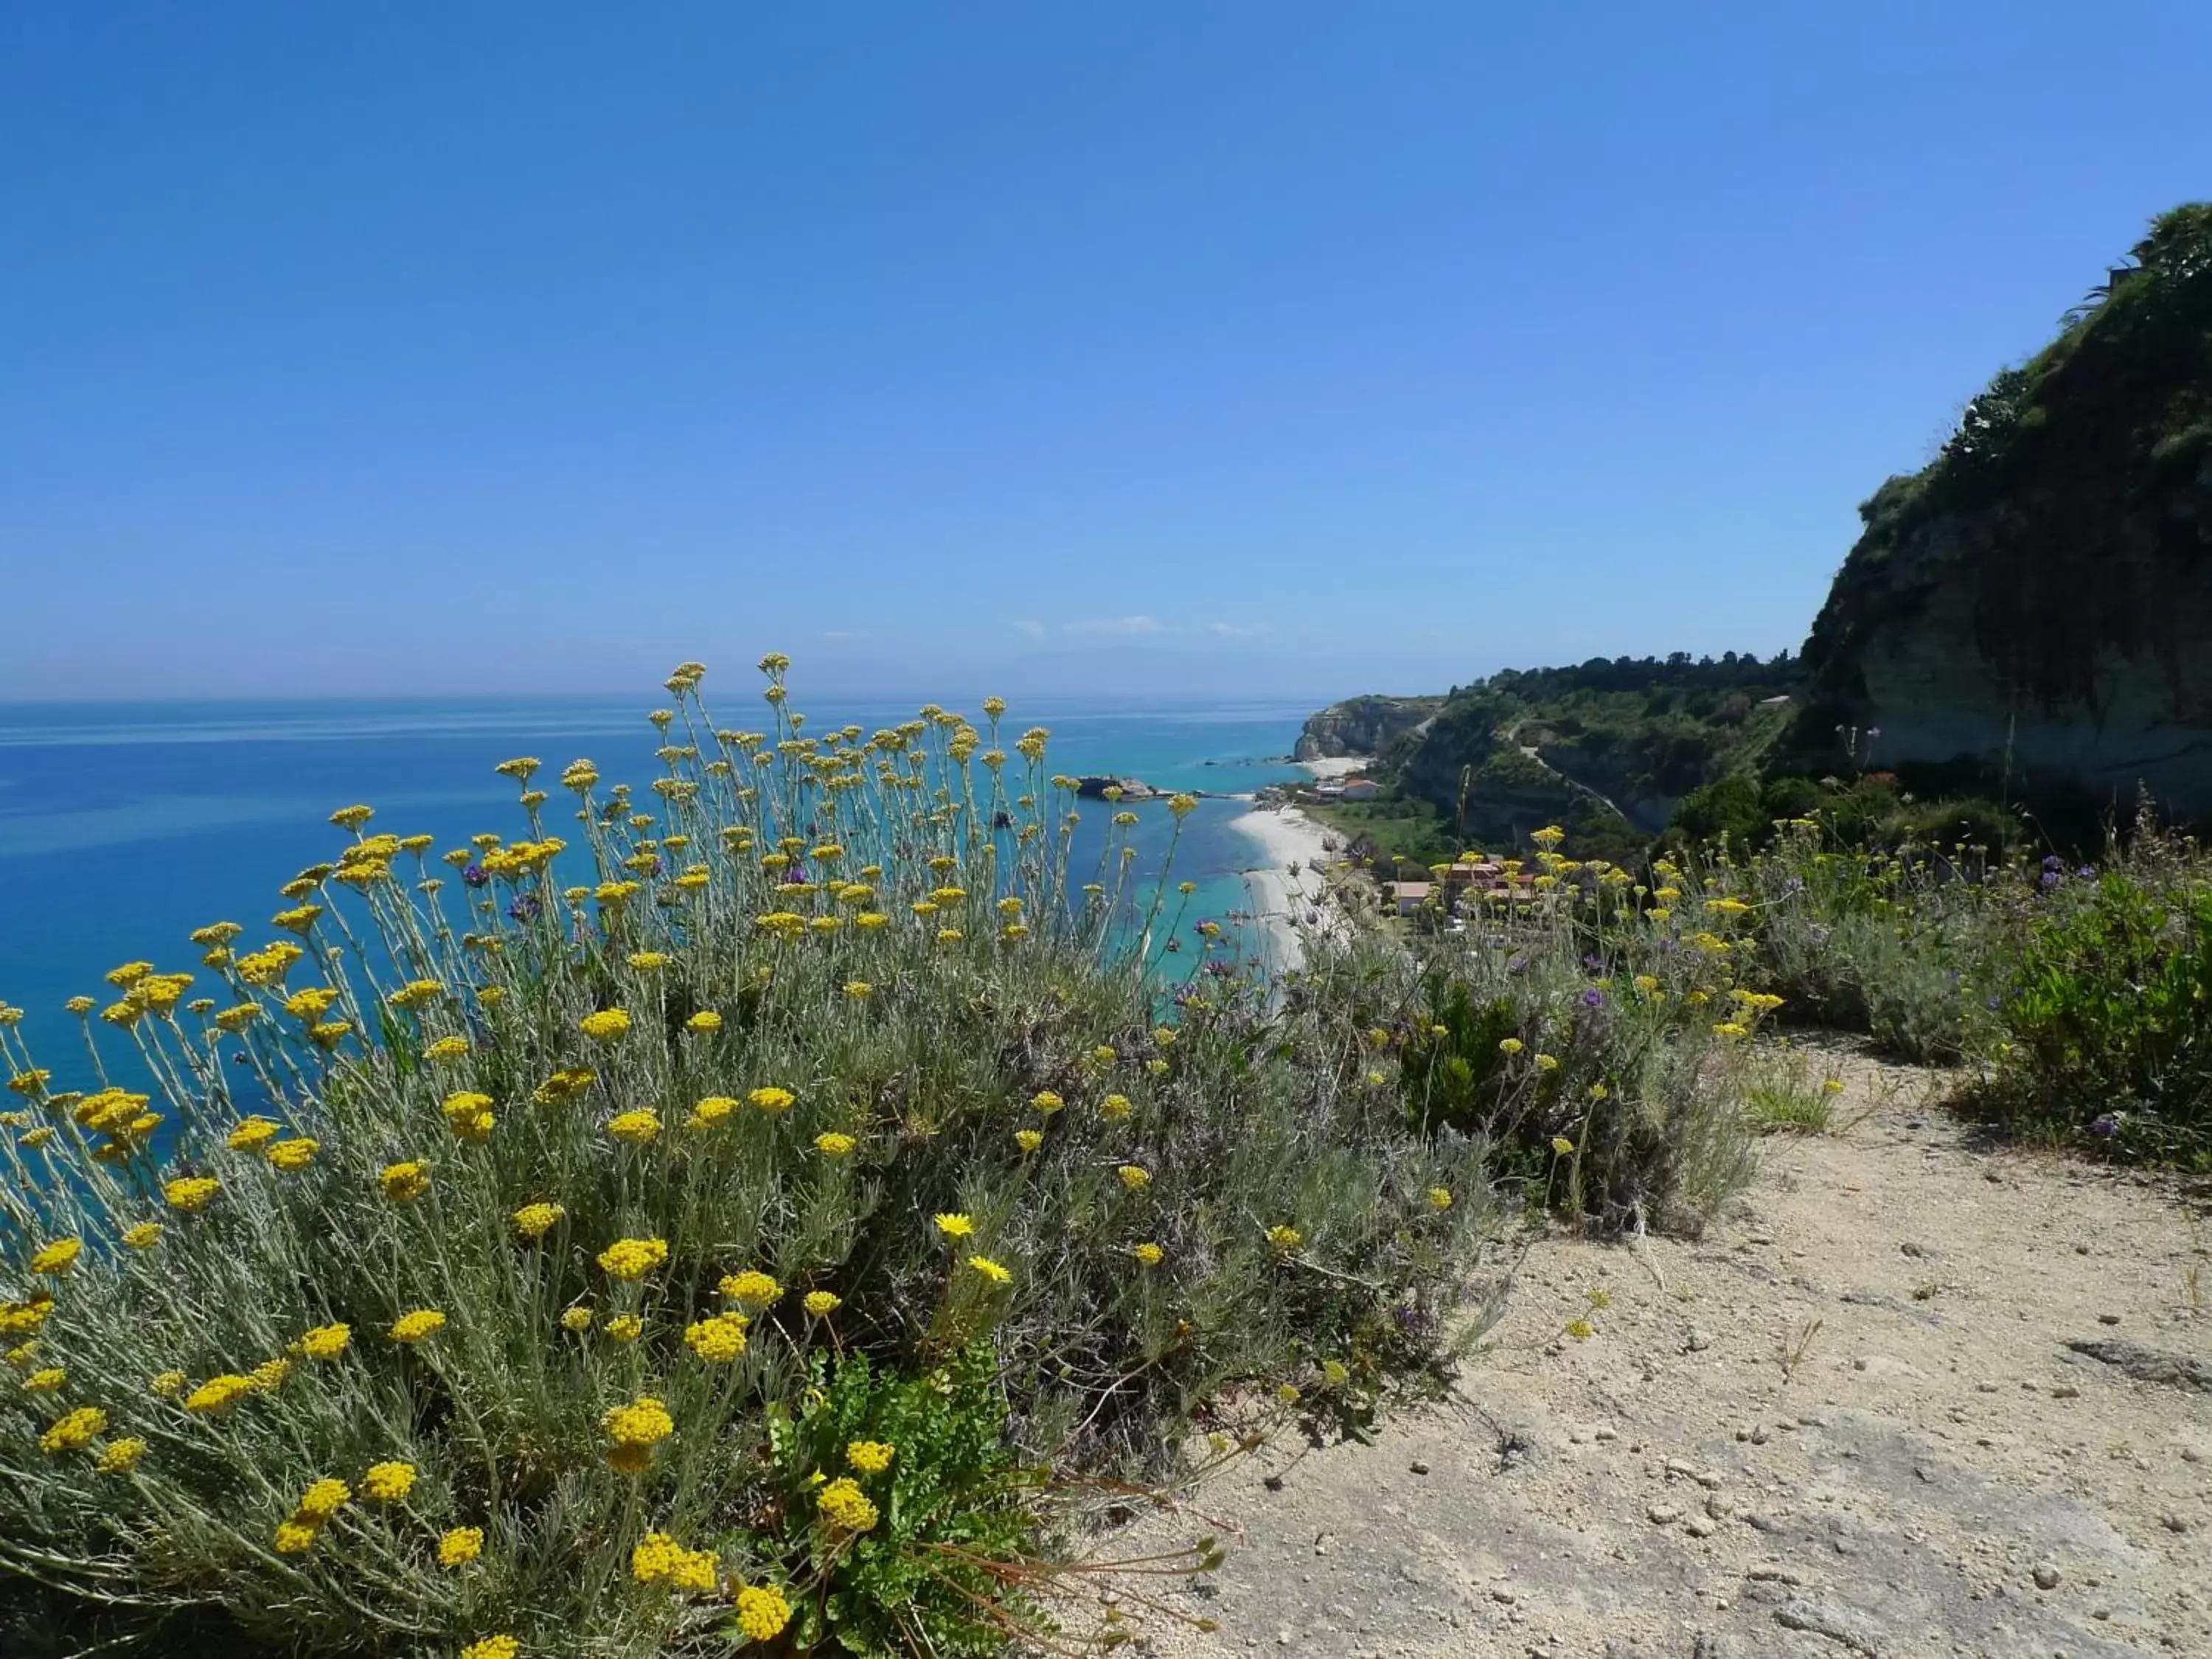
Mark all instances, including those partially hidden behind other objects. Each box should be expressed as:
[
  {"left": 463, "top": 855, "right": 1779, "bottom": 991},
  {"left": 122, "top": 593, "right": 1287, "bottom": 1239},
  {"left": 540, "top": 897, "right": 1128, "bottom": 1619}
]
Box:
[{"left": 1107, "top": 1048, "right": 2212, "bottom": 1659}]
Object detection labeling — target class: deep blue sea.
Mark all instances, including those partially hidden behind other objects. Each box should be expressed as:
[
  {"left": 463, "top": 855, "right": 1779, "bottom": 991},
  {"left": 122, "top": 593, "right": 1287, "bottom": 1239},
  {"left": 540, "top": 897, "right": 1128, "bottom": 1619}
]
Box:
[{"left": 0, "top": 695, "right": 1307, "bottom": 1077}]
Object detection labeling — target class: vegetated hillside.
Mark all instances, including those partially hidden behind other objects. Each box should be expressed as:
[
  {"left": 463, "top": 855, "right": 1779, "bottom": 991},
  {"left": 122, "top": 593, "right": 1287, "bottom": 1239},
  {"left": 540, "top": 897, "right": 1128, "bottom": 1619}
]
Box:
[
  {"left": 1293, "top": 695, "right": 1442, "bottom": 759},
  {"left": 1789, "top": 203, "right": 2212, "bottom": 823},
  {"left": 1338, "top": 654, "right": 1801, "bottom": 863}
]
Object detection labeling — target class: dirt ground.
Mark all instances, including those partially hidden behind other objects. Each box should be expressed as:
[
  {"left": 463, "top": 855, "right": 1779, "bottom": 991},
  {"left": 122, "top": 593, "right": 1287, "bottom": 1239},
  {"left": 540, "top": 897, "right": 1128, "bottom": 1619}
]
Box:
[{"left": 1105, "top": 1048, "right": 2212, "bottom": 1659}]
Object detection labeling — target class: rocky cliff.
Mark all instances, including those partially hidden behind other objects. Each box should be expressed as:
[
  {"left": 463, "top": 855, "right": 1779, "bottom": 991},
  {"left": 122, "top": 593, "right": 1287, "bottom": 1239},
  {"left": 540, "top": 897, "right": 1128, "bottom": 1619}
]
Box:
[
  {"left": 1293, "top": 695, "right": 1441, "bottom": 760},
  {"left": 1793, "top": 205, "right": 2212, "bottom": 817}
]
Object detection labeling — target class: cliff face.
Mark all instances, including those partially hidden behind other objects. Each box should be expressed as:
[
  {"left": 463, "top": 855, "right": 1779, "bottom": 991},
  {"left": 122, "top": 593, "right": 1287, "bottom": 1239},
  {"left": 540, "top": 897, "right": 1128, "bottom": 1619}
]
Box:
[
  {"left": 1795, "top": 206, "right": 2212, "bottom": 815},
  {"left": 1294, "top": 695, "right": 1441, "bottom": 760}
]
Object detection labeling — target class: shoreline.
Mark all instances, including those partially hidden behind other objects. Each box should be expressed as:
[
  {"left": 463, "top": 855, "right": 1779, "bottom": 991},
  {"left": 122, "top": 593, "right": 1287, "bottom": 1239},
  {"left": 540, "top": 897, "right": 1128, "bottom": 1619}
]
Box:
[{"left": 1227, "top": 757, "right": 1369, "bottom": 972}]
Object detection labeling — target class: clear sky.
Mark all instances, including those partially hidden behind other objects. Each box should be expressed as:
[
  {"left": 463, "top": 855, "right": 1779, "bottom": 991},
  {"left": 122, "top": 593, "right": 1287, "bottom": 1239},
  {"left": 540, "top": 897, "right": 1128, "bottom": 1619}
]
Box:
[{"left": 4, "top": 4, "right": 2208, "bottom": 703}]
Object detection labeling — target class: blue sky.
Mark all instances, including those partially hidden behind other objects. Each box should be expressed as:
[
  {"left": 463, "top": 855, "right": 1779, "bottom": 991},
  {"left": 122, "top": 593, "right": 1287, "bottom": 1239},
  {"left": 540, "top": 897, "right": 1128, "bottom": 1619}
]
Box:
[{"left": 3, "top": 4, "right": 2208, "bottom": 703}]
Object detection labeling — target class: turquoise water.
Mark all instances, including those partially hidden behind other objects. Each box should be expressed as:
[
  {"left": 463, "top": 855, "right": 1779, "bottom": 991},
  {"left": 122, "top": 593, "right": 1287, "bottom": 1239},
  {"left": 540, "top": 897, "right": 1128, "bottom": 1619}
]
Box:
[{"left": 0, "top": 695, "right": 1306, "bottom": 1073}]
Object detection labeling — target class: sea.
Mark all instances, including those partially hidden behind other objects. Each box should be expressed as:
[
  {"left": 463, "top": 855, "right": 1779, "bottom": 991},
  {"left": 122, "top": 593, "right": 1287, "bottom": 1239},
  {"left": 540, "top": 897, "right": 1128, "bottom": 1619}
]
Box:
[{"left": 0, "top": 695, "right": 1310, "bottom": 1077}]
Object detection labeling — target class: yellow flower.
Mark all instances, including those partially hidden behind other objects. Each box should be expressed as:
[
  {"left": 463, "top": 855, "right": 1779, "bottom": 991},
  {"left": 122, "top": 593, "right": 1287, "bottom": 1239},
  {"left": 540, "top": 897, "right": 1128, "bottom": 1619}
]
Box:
[
  {"left": 748, "top": 1085, "right": 795, "bottom": 1113},
  {"left": 933, "top": 1212, "right": 975, "bottom": 1239},
  {"left": 296, "top": 1477, "right": 352, "bottom": 1521},
  {"left": 720, "top": 1270, "right": 781, "bottom": 1307},
  {"left": 381, "top": 1160, "right": 431, "bottom": 1202},
  {"left": 512, "top": 1202, "right": 565, "bottom": 1239},
  {"left": 1588, "top": 1082, "right": 1610, "bottom": 1101},
  {"left": 29, "top": 1239, "right": 81, "bottom": 1276},
  {"left": 1265, "top": 1225, "right": 1302, "bottom": 1253},
  {"left": 1099, "top": 1093, "right": 1133, "bottom": 1121},
  {"left": 39, "top": 1405, "right": 106, "bottom": 1453},
  {"left": 122, "top": 1221, "right": 164, "bottom": 1251},
  {"left": 684, "top": 1312, "right": 749, "bottom": 1363},
  {"left": 97, "top": 1436, "right": 147, "bottom": 1473},
  {"left": 1116, "top": 1164, "right": 1151, "bottom": 1190},
  {"left": 389, "top": 1310, "right": 447, "bottom": 1343},
  {"left": 268, "top": 1137, "right": 319, "bottom": 1172},
  {"left": 608, "top": 1108, "right": 661, "bottom": 1144},
  {"left": 689, "top": 1095, "right": 737, "bottom": 1127},
  {"left": 1276, "top": 1383, "right": 1301, "bottom": 1405},
  {"left": 1534, "top": 1053, "right": 1559, "bottom": 1073},
  {"left": 735, "top": 1584, "right": 793, "bottom": 1643},
  {"left": 1823, "top": 1077, "right": 1846, "bottom": 1094},
  {"left": 1132, "top": 1242, "right": 1164, "bottom": 1267},
  {"left": 1712, "top": 1021, "right": 1750, "bottom": 1040},
  {"left": 361, "top": 1461, "right": 417, "bottom": 1501},
  {"left": 1014, "top": 1128, "right": 1043, "bottom": 1154},
  {"left": 164, "top": 1176, "right": 220, "bottom": 1212},
  {"left": 182, "top": 1373, "right": 254, "bottom": 1413},
  {"left": 1634, "top": 975, "right": 1660, "bottom": 993},
  {"left": 298, "top": 1323, "right": 351, "bottom": 1360},
  {"left": 22, "top": 1366, "right": 66, "bottom": 1393},
  {"left": 1427, "top": 1186, "right": 1453, "bottom": 1210},
  {"left": 602, "top": 1394, "right": 675, "bottom": 1472},
  {"left": 459, "top": 1639, "right": 519, "bottom": 1659},
  {"left": 802, "top": 1290, "right": 842, "bottom": 1317},
  {"left": 843, "top": 980, "right": 872, "bottom": 999},
  {"left": 966, "top": 1254, "right": 1012, "bottom": 1284},
  {"left": 442, "top": 1091, "right": 496, "bottom": 1140},
  {"left": 560, "top": 1307, "right": 595, "bottom": 1333},
  {"left": 685, "top": 1010, "right": 722, "bottom": 1035},
  {"left": 274, "top": 1519, "right": 321, "bottom": 1554},
  {"left": 813, "top": 1131, "right": 857, "bottom": 1157},
  {"left": 598, "top": 1237, "right": 669, "bottom": 1280},
  {"left": 578, "top": 1008, "right": 632, "bottom": 1043},
  {"left": 817, "top": 1476, "right": 880, "bottom": 1534},
  {"left": 846, "top": 1439, "right": 895, "bottom": 1474},
  {"left": 1565, "top": 1318, "right": 1595, "bottom": 1340},
  {"left": 149, "top": 1369, "right": 186, "bottom": 1398},
  {"left": 439, "top": 1526, "right": 484, "bottom": 1567},
  {"left": 1031, "top": 1090, "right": 1064, "bottom": 1114},
  {"left": 226, "top": 1116, "right": 281, "bottom": 1152},
  {"left": 1497, "top": 1037, "right": 1524, "bottom": 1056},
  {"left": 1551, "top": 1136, "right": 1576, "bottom": 1155},
  {"left": 605, "top": 1314, "right": 644, "bottom": 1343}
]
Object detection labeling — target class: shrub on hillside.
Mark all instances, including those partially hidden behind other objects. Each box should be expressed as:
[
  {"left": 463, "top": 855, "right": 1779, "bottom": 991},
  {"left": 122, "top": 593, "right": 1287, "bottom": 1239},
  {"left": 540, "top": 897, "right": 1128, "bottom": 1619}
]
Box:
[
  {"left": 1978, "top": 841, "right": 2212, "bottom": 1169},
  {"left": 0, "top": 662, "right": 1494, "bottom": 1658}
]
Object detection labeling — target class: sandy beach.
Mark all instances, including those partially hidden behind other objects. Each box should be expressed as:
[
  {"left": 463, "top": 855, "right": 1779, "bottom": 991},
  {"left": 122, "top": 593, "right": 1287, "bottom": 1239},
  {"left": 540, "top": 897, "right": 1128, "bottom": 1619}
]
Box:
[{"left": 1228, "top": 755, "right": 1369, "bottom": 970}]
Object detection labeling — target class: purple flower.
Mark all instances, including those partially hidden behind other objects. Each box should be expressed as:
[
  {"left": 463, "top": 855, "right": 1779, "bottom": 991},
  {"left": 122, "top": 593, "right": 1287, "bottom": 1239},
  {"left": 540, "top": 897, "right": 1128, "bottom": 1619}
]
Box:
[
  {"left": 2040, "top": 869, "right": 2063, "bottom": 889},
  {"left": 1579, "top": 988, "right": 1604, "bottom": 1009},
  {"left": 2077, "top": 866, "right": 2096, "bottom": 880},
  {"left": 508, "top": 893, "right": 543, "bottom": 923},
  {"left": 1506, "top": 955, "right": 1528, "bottom": 975},
  {"left": 1865, "top": 727, "right": 1882, "bottom": 740},
  {"left": 462, "top": 863, "right": 489, "bottom": 888},
  {"left": 2088, "top": 1112, "right": 2121, "bottom": 1140},
  {"left": 2042, "top": 855, "right": 2065, "bottom": 871},
  {"left": 1581, "top": 953, "right": 1605, "bottom": 972},
  {"left": 1806, "top": 923, "right": 1831, "bottom": 948}
]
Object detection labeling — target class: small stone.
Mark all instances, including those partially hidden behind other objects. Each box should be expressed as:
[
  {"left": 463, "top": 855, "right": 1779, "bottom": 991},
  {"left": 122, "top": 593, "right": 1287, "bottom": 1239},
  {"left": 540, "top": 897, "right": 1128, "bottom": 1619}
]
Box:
[
  {"left": 1985, "top": 1169, "right": 2006, "bottom": 1184},
  {"left": 1489, "top": 1586, "right": 1517, "bottom": 1604},
  {"left": 1666, "top": 1458, "right": 1700, "bottom": 1480},
  {"left": 1686, "top": 1517, "right": 1716, "bottom": 1538},
  {"left": 2097, "top": 1312, "right": 2121, "bottom": 1326},
  {"left": 1750, "top": 1424, "right": 1768, "bottom": 1444},
  {"left": 2183, "top": 1447, "right": 2203, "bottom": 1464},
  {"left": 1852, "top": 1357, "right": 1869, "bottom": 1371},
  {"left": 1648, "top": 1504, "right": 1683, "bottom": 1526},
  {"left": 1592, "top": 1425, "right": 1618, "bottom": 1442},
  {"left": 2052, "top": 1383, "right": 2080, "bottom": 1399},
  {"left": 2033, "top": 1563, "right": 2061, "bottom": 1590},
  {"left": 1686, "top": 1328, "right": 1712, "bottom": 1352},
  {"left": 2076, "top": 1243, "right": 2092, "bottom": 1255},
  {"left": 1314, "top": 1532, "right": 1335, "bottom": 1555},
  {"left": 1975, "top": 1381, "right": 2000, "bottom": 1393},
  {"left": 2160, "top": 1512, "right": 2189, "bottom": 1534},
  {"left": 1408, "top": 1459, "right": 1430, "bottom": 1476}
]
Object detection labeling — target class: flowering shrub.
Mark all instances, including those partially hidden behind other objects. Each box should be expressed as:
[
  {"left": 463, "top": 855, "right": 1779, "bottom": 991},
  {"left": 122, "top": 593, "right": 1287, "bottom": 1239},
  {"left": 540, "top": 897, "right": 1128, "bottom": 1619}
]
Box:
[
  {"left": 0, "top": 660, "right": 1489, "bottom": 1658},
  {"left": 1978, "top": 848, "right": 2212, "bottom": 1167}
]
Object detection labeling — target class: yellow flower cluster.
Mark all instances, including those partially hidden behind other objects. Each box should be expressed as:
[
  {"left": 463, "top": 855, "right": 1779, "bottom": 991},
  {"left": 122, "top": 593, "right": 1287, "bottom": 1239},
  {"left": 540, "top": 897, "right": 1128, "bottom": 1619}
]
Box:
[
  {"left": 735, "top": 1584, "right": 793, "bottom": 1642},
  {"left": 602, "top": 1394, "right": 675, "bottom": 1474},
  {"left": 512, "top": 1202, "right": 565, "bottom": 1239},
  {"left": 39, "top": 1406, "right": 106, "bottom": 1454},
  {"left": 577, "top": 1009, "right": 631, "bottom": 1043},
  {"left": 720, "top": 1270, "right": 780, "bottom": 1307},
  {"left": 846, "top": 1439, "right": 895, "bottom": 1473},
  {"left": 297, "top": 1323, "right": 351, "bottom": 1360},
  {"left": 597, "top": 1237, "right": 668, "bottom": 1280},
  {"left": 683, "top": 1312, "right": 749, "bottom": 1363},
  {"left": 442, "top": 1091, "right": 496, "bottom": 1140},
  {"left": 389, "top": 1309, "right": 447, "bottom": 1343},
  {"left": 816, "top": 1475, "right": 880, "bottom": 1534},
  {"left": 631, "top": 1531, "right": 718, "bottom": 1592}
]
